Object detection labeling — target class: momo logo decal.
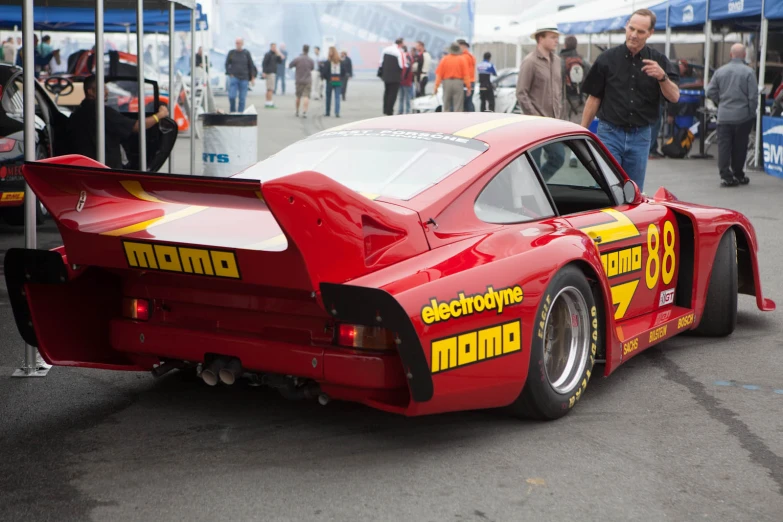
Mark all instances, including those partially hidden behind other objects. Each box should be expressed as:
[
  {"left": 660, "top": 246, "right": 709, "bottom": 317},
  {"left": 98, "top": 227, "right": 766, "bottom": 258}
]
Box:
[
  {"left": 430, "top": 320, "right": 521, "bottom": 374},
  {"left": 600, "top": 245, "right": 642, "bottom": 278},
  {"left": 421, "top": 285, "right": 524, "bottom": 325},
  {"left": 123, "top": 241, "right": 240, "bottom": 279}
]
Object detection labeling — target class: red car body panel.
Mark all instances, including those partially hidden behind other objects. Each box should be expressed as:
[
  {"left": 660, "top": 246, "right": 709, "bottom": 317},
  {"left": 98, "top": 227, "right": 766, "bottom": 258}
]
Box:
[{"left": 5, "top": 114, "right": 775, "bottom": 417}]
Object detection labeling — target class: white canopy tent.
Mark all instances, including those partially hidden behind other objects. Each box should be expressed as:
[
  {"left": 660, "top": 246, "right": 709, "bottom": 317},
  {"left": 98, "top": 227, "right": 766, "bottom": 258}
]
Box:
[{"left": 16, "top": 0, "right": 199, "bottom": 378}]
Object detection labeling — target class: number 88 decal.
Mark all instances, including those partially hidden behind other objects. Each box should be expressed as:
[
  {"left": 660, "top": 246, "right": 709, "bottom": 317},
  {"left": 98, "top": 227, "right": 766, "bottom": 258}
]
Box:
[{"left": 646, "top": 220, "right": 676, "bottom": 289}]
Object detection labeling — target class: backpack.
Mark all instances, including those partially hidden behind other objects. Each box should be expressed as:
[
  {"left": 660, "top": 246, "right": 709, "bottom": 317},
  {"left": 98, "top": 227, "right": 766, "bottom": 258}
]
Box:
[
  {"left": 662, "top": 128, "right": 695, "bottom": 159},
  {"left": 564, "top": 56, "right": 585, "bottom": 97}
]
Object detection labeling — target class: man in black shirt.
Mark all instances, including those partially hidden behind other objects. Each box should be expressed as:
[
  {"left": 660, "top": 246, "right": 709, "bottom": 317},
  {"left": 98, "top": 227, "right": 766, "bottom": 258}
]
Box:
[
  {"left": 67, "top": 75, "right": 169, "bottom": 169},
  {"left": 580, "top": 9, "right": 680, "bottom": 191}
]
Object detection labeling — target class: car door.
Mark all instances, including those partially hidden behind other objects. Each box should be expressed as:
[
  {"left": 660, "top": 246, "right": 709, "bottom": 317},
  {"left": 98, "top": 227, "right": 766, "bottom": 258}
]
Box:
[{"left": 529, "top": 137, "right": 680, "bottom": 322}]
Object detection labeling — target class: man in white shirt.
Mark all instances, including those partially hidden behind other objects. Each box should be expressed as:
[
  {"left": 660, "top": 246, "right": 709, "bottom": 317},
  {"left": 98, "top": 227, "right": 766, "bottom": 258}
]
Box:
[
  {"left": 413, "top": 41, "right": 432, "bottom": 96},
  {"left": 49, "top": 49, "right": 67, "bottom": 74},
  {"left": 378, "top": 37, "right": 404, "bottom": 115},
  {"left": 311, "top": 46, "right": 323, "bottom": 100}
]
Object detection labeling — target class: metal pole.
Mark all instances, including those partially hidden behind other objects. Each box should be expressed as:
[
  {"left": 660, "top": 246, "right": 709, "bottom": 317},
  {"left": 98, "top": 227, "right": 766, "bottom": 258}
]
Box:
[
  {"left": 136, "top": 0, "right": 146, "bottom": 172},
  {"left": 190, "top": 7, "right": 196, "bottom": 175},
  {"left": 664, "top": 5, "right": 671, "bottom": 59},
  {"left": 704, "top": 0, "right": 712, "bottom": 86},
  {"left": 14, "top": 0, "right": 49, "bottom": 377},
  {"left": 587, "top": 33, "right": 592, "bottom": 62},
  {"left": 168, "top": 1, "right": 175, "bottom": 173},
  {"left": 754, "top": 13, "right": 768, "bottom": 168},
  {"left": 95, "top": 0, "right": 105, "bottom": 165}
]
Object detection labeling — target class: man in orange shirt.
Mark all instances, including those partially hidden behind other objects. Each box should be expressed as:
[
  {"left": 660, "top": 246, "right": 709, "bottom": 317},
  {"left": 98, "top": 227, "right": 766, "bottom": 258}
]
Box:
[
  {"left": 458, "top": 39, "right": 476, "bottom": 112},
  {"left": 434, "top": 43, "right": 471, "bottom": 112}
]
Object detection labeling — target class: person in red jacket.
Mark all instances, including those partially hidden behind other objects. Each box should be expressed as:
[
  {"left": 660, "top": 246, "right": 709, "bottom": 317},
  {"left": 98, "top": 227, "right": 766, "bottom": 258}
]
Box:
[{"left": 398, "top": 46, "right": 414, "bottom": 114}]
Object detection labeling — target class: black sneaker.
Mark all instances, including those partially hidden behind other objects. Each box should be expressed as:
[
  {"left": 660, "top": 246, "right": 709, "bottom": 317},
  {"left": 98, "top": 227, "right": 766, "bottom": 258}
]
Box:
[
  {"left": 737, "top": 176, "right": 750, "bottom": 185},
  {"left": 721, "top": 178, "right": 740, "bottom": 187}
]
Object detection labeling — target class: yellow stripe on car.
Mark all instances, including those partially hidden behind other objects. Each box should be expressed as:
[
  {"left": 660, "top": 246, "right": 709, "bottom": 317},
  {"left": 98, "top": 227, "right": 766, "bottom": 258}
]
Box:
[
  {"left": 120, "top": 180, "right": 166, "bottom": 203},
  {"left": 101, "top": 205, "right": 208, "bottom": 237},
  {"left": 453, "top": 116, "right": 536, "bottom": 139}
]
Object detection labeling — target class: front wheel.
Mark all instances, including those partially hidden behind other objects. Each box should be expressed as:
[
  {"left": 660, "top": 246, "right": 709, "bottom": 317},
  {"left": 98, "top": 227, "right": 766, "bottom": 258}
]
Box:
[{"left": 510, "top": 265, "right": 599, "bottom": 420}]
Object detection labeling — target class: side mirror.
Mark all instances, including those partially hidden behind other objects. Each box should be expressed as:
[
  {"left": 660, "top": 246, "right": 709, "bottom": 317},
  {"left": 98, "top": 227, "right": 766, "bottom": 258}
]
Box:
[{"left": 623, "top": 180, "right": 640, "bottom": 204}]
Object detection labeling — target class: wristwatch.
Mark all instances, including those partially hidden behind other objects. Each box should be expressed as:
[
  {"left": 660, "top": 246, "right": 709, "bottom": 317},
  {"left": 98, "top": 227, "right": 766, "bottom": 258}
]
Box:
[{"left": 659, "top": 74, "right": 669, "bottom": 83}]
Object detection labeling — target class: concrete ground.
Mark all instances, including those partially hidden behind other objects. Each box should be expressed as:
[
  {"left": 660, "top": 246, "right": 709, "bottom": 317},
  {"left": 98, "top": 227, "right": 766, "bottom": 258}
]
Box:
[{"left": 1, "top": 81, "right": 781, "bottom": 522}]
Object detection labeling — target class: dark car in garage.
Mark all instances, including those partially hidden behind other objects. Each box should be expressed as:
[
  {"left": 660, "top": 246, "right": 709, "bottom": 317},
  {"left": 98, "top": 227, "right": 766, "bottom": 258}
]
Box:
[{"left": 0, "top": 63, "right": 178, "bottom": 226}]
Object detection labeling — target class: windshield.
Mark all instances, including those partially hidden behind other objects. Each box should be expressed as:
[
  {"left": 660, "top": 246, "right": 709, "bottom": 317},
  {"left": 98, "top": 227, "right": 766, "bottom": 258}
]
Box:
[{"left": 235, "top": 129, "right": 488, "bottom": 200}]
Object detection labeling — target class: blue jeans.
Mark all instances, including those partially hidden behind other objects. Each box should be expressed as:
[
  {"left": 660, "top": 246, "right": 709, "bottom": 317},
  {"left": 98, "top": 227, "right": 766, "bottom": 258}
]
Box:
[
  {"left": 275, "top": 70, "right": 286, "bottom": 94},
  {"left": 464, "top": 82, "right": 475, "bottom": 112},
  {"left": 650, "top": 105, "right": 663, "bottom": 154},
  {"left": 398, "top": 85, "right": 413, "bottom": 114},
  {"left": 228, "top": 76, "right": 249, "bottom": 113},
  {"left": 326, "top": 83, "right": 341, "bottom": 116},
  {"left": 597, "top": 121, "right": 651, "bottom": 191},
  {"left": 530, "top": 142, "right": 566, "bottom": 180}
]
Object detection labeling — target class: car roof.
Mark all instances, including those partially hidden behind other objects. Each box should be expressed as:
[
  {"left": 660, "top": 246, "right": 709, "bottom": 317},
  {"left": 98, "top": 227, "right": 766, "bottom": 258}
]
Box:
[
  {"left": 312, "top": 112, "right": 586, "bottom": 152},
  {"left": 309, "top": 113, "right": 593, "bottom": 217}
]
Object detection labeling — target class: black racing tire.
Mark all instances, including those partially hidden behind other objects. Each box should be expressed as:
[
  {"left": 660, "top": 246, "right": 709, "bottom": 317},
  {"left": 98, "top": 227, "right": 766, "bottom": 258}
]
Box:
[
  {"left": 510, "top": 265, "right": 599, "bottom": 420},
  {"left": 692, "top": 229, "right": 738, "bottom": 336}
]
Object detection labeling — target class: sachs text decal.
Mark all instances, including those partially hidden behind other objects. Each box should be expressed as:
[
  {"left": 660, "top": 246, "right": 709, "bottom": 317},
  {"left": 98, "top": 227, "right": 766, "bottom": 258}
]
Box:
[
  {"left": 430, "top": 320, "right": 521, "bottom": 374},
  {"left": 123, "top": 241, "right": 241, "bottom": 279},
  {"left": 421, "top": 285, "right": 524, "bottom": 325}
]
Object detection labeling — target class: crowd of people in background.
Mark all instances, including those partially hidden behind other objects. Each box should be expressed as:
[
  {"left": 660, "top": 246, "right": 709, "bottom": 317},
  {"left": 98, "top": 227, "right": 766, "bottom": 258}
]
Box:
[{"left": 373, "top": 6, "right": 762, "bottom": 190}]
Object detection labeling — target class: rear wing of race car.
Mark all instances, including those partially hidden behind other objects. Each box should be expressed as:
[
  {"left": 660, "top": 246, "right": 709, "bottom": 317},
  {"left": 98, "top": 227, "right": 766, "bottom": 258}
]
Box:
[{"left": 14, "top": 155, "right": 429, "bottom": 293}]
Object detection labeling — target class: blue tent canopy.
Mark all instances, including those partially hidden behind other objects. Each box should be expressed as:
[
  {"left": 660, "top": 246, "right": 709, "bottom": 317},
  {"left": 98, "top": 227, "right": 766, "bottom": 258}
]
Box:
[
  {"left": 557, "top": 0, "right": 781, "bottom": 33},
  {"left": 0, "top": 4, "right": 207, "bottom": 33},
  {"left": 767, "top": 0, "right": 783, "bottom": 19},
  {"left": 668, "top": 0, "right": 707, "bottom": 28},
  {"left": 710, "top": 0, "right": 762, "bottom": 21}
]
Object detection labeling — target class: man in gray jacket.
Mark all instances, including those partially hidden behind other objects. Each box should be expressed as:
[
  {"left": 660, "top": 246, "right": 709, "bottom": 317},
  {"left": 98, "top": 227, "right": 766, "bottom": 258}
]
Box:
[{"left": 706, "top": 44, "right": 758, "bottom": 187}]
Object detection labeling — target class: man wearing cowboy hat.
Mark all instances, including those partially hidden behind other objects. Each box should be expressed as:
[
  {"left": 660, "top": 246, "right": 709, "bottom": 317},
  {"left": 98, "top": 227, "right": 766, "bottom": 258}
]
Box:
[
  {"left": 517, "top": 26, "right": 565, "bottom": 179},
  {"left": 434, "top": 43, "right": 471, "bottom": 112}
]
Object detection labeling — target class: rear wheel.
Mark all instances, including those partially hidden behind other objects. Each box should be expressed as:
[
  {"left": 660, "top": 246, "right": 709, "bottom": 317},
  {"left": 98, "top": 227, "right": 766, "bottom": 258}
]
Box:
[
  {"left": 510, "top": 265, "right": 599, "bottom": 420},
  {"left": 692, "top": 229, "right": 738, "bottom": 336}
]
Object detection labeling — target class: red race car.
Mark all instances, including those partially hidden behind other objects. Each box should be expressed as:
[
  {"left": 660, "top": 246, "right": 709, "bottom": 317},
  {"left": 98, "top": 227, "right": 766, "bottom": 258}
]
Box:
[{"left": 5, "top": 113, "right": 775, "bottom": 420}]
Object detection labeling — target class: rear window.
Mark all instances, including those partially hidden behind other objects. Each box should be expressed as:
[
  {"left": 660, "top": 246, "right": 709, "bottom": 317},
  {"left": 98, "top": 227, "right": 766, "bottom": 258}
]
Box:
[{"left": 235, "top": 129, "right": 488, "bottom": 200}]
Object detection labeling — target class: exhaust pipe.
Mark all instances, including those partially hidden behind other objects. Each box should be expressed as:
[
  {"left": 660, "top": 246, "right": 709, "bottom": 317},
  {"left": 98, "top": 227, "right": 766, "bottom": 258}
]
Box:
[
  {"left": 218, "top": 359, "right": 243, "bottom": 385},
  {"left": 201, "top": 358, "right": 227, "bottom": 386}
]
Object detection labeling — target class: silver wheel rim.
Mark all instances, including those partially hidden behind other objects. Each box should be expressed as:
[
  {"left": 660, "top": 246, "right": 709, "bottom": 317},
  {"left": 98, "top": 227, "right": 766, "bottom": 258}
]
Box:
[{"left": 543, "top": 286, "right": 590, "bottom": 395}]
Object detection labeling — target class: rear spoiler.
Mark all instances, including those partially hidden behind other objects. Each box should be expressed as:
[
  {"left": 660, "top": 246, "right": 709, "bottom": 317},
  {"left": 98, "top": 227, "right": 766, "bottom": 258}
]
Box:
[{"left": 20, "top": 155, "right": 430, "bottom": 293}]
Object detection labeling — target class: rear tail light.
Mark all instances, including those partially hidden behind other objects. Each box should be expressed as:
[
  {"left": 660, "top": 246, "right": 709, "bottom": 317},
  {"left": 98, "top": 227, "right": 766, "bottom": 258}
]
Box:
[
  {"left": 122, "top": 297, "right": 150, "bottom": 321},
  {"left": 336, "top": 324, "right": 396, "bottom": 352},
  {"left": 0, "top": 138, "right": 17, "bottom": 153}
]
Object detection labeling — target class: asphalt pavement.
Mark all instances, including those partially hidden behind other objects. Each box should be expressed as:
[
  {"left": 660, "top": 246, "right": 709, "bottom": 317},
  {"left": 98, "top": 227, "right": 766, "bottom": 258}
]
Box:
[{"left": 1, "top": 81, "right": 782, "bottom": 522}]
